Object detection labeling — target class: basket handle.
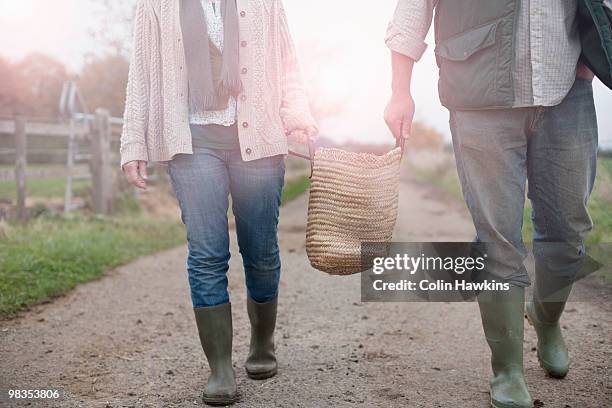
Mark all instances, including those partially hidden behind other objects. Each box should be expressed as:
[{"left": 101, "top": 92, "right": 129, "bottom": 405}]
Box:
[
  {"left": 288, "top": 130, "right": 406, "bottom": 176},
  {"left": 288, "top": 139, "right": 316, "bottom": 177},
  {"left": 395, "top": 127, "right": 406, "bottom": 161}
]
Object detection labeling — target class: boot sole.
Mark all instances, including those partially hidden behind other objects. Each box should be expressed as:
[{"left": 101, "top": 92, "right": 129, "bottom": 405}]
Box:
[
  {"left": 491, "top": 395, "right": 534, "bottom": 408},
  {"left": 524, "top": 312, "right": 569, "bottom": 379},
  {"left": 246, "top": 367, "right": 277, "bottom": 380},
  {"left": 535, "top": 356, "right": 568, "bottom": 379},
  {"left": 203, "top": 394, "right": 237, "bottom": 406}
]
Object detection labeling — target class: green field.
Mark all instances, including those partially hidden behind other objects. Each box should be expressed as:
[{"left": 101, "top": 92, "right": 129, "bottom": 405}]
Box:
[
  {"left": 411, "top": 154, "right": 612, "bottom": 284},
  {"left": 0, "top": 175, "right": 311, "bottom": 317},
  {"left": 0, "top": 175, "right": 91, "bottom": 199}
]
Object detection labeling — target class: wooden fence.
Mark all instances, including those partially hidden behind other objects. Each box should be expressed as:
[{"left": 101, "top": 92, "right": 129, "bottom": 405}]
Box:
[{"left": 0, "top": 109, "right": 124, "bottom": 220}]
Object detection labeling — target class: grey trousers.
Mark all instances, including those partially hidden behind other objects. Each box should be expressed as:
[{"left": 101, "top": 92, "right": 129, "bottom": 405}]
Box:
[{"left": 450, "top": 78, "right": 598, "bottom": 288}]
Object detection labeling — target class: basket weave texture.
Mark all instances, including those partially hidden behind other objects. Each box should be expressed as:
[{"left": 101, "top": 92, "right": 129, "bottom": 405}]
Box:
[{"left": 306, "top": 147, "right": 402, "bottom": 275}]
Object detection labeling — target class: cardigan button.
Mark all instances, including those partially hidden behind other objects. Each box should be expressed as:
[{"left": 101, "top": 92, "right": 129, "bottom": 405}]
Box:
[
  {"left": 241, "top": 41, "right": 248, "bottom": 47},
  {"left": 240, "top": 11, "right": 246, "bottom": 17},
  {"left": 240, "top": 94, "right": 247, "bottom": 101},
  {"left": 242, "top": 122, "right": 249, "bottom": 128},
  {"left": 246, "top": 148, "right": 252, "bottom": 155},
  {"left": 241, "top": 67, "right": 248, "bottom": 74}
]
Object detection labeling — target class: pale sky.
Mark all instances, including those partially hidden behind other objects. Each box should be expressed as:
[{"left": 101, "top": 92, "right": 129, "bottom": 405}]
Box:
[{"left": 0, "top": 0, "right": 610, "bottom": 148}]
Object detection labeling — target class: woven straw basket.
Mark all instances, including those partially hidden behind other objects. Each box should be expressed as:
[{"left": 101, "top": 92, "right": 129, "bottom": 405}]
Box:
[{"left": 305, "top": 145, "right": 403, "bottom": 275}]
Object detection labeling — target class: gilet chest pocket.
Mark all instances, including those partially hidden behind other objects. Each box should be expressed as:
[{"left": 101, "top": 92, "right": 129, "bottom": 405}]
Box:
[{"left": 434, "top": 18, "right": 514, "bottom": 109}]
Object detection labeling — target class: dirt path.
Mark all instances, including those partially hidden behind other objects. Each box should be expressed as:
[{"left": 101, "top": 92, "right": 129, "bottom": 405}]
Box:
[{"left": 1, "top": 176, "right": 611, "bottom": 407}]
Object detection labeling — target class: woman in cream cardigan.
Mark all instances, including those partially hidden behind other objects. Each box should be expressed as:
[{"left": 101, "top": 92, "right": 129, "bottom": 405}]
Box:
[{"left": 120, "top": 0, "right": 317, "bottom": 405}]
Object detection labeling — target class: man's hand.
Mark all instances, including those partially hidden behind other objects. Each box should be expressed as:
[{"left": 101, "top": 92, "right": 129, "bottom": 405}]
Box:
[
  {"left": 287, "top": 126, "right": 319, "bottom": 145},
  {"left": 385, "top": 93, "right": 414, "bottom": 141},
  {"left": 385, "top": 51, "right": 416, "bottom": 142},
  {"left": 122, "top": 160, "right": 148, "bottom": 190}
]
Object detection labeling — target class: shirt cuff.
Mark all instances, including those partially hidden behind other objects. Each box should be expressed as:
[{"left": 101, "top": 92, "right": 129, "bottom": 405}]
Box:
[{"left": 385, "top": 27, "right": 428, "bottom": 62}]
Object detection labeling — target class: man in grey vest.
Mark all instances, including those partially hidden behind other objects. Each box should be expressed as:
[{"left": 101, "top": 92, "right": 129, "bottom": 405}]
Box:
[{"left": 384, "top": 1, "right": 611, "bottom": 407}]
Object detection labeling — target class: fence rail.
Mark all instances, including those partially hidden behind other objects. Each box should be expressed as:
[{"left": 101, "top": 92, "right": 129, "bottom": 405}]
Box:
[
  {"left": 0, "top": 111, "right": 124, "bottom": 220},
  {"left": 0, "top": 120, "right": 91, "bottom": 138},
  {"left": 0, "top": 116, "right": 123, "bottom": 139}
]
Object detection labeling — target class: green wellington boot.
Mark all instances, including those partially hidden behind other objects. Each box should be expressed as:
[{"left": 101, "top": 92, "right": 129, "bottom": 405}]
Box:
[
  {"left": 245, "top": 296, "right": 278, "bottom": 380},
  {"left": 479, "top": 286, "right": 533, "bottom": 408},
  {"left": 525, "top": 283, "right": 572, "bottom": 379},
  {"left": 194, "top": 303, "right": 237, "bottom": 406}
]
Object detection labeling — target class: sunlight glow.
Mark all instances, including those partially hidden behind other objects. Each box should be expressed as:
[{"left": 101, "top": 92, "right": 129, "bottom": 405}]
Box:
[
  {"left": 318, "top": 68, "right": 352, "bottom": 102},
  {"left": 0, "top": 0, "right": 35, "bottom": 21}
]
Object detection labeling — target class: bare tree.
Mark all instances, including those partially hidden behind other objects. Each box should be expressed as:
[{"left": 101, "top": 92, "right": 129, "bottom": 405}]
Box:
[
  {"left": 0, "top": 57, "right": 21, "bottom": 117},
  {"left": 89, "top": 0, "right": 137, "bottom": 57},
  {"left": 79, "top": 54, "right": 130, "bottom": 117},
  {"left": 71, "top": 0, "right": 136, "bottom": 116},
  {"left": 0, "top": 54, "right": 72, "bottom": 118},
  {"left": 17, "top": 54, "right": 71, "bottom": 117}
]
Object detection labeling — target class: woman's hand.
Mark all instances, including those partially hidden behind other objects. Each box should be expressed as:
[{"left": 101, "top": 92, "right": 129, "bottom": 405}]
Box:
[
  {"left": 287, "top": 126, "right": 319, "bottom": 145},
  {"left": 122, "top": 160, "right": 148, "bottom": 190}
]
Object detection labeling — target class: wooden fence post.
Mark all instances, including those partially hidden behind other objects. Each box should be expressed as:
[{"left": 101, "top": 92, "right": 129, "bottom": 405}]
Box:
[
  {"left": 90, "top": 109, "right": 113, "bottom": 214},
  {"left": 64, "top": 118, "right": 76, "bottom": 213},
  {"left": 14, "top": 117, "right": 27, "bottom": 222}
]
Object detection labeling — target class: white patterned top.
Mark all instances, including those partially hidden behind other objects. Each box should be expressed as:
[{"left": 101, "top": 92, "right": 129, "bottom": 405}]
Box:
[{"left": 189, "top": 0, "right": 237, "bottom": 126}]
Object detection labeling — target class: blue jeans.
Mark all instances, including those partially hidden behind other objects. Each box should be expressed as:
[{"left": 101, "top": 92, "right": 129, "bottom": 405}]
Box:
[
  {"left": 168, "top": 149, "right": 285, "bottom": 307},
  {"left": 450, "top": 79, "right": 598, "bottom": 287}
]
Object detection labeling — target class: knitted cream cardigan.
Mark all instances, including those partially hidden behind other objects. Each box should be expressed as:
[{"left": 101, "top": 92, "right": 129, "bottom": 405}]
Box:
[{"left": 120, "top": 0, "right": 317, "bottom": 167}]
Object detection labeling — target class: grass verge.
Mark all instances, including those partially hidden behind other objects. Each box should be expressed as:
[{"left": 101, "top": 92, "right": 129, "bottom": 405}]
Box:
[
  {"left": 282, "top": 175, "right": 310, "bottom": 205},
  {"left": 0, "top": 215, "right": 185, "bottom": 317},
  {"left": 0, "top": 174, "right": 311, "bottom": 318}
]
